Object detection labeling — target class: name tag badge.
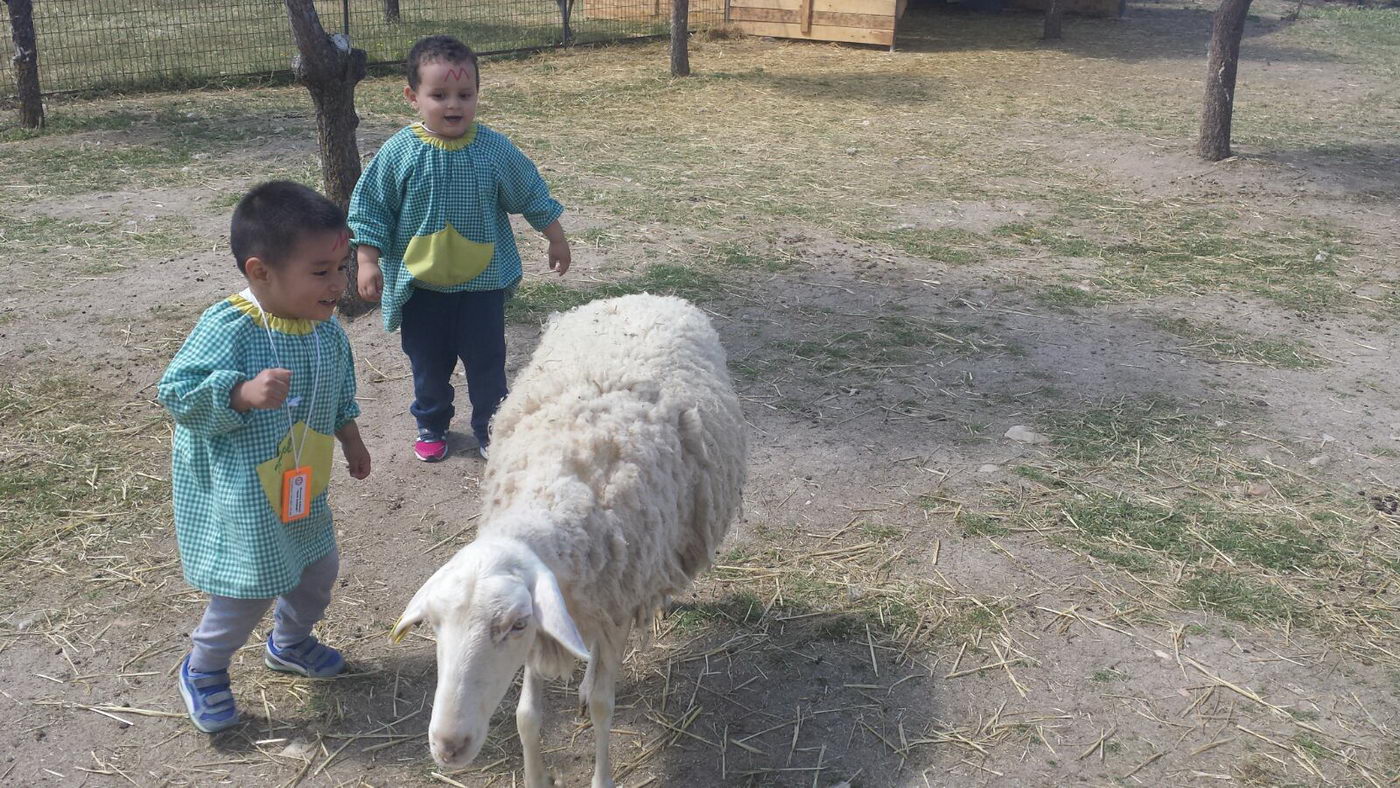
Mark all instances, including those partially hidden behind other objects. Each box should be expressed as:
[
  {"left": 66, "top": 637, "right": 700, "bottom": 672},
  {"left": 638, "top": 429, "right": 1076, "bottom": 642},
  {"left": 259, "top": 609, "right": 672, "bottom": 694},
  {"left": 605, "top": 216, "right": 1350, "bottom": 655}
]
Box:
[{"left": 280, "top": 466, "right": 313, "bottom": 523}]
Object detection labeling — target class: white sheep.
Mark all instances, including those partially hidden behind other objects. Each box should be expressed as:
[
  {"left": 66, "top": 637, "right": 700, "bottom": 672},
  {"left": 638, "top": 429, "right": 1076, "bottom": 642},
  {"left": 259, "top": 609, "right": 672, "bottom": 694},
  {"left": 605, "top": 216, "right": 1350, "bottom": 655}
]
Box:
[{"left": 391, "top": 293, "right": 747, "bottom": 788}]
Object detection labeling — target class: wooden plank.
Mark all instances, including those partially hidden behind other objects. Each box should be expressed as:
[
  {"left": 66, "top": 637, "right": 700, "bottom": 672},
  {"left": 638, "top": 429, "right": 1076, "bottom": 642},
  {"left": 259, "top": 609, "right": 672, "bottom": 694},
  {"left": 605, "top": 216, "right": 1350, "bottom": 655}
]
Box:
[
  {"left": 799, "top": 0, "right": 813, "bottom": 34},
  {"left": 729, "top": 19, "right": 894, "bottom": 45},
  {"left": 728, "top": 0, "right": 895, "bottom": 15},
  {"left": 583, "top": 0, "right": 722, "bottom": 19},
  {"left": 729, "top": 6, "right": 895, "bottom": 29}
]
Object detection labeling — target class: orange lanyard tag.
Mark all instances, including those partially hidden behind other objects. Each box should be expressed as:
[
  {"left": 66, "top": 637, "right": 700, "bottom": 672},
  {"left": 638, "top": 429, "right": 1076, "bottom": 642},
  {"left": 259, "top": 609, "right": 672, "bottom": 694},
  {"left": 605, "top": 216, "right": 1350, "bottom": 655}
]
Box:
[{"left": 280, "top": 466, "right": 313, "bottom": 523}]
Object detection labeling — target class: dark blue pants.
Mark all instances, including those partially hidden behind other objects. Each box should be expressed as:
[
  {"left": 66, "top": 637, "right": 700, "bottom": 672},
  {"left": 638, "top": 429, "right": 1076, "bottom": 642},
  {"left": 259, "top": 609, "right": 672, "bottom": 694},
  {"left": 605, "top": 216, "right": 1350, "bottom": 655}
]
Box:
[{"left": 399, "top": 287, "right": 507, "bottom": 444}]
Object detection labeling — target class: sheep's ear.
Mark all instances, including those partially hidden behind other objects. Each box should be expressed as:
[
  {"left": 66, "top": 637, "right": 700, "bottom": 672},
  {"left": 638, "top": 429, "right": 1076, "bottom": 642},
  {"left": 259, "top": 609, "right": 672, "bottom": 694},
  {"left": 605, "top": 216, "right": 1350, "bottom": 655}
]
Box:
[
  {"left": 391, "top": 582, "right": 431, "bottom": 644},
  {"left": 532, "top": 569, "right": 590, "bottom": 661}
]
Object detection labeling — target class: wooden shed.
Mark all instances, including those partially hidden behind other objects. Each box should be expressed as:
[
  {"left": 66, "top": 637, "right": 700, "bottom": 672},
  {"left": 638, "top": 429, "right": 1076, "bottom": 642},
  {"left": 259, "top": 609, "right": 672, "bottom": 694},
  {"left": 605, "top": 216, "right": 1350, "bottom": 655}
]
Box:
[
  {"left": 582, "top": 0, "right": 904, "bottom": 47},
  {"left": 727, "top": 0, "right": 907, "bottom": 48},
  {"left": 582, "top": 0, "right": 725, "bottom": 23}
]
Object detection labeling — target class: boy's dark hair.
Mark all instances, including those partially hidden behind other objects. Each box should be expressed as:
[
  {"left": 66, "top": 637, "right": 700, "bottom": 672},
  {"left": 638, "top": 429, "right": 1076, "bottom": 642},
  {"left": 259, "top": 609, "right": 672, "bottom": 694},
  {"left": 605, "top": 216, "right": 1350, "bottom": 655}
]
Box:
[
  {"left": 230, "top": 181, "right": 347, "bottom": 273},
  {"left": 406, "top": 35, "right": 479, "bottom": 90}
]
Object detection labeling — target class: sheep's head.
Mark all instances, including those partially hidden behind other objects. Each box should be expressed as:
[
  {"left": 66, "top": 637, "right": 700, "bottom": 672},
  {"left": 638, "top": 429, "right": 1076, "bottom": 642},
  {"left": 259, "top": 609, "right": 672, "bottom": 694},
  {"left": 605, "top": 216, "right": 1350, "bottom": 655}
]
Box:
[{"left": 391, "top": 538, "right": 589, "bottom": 768}]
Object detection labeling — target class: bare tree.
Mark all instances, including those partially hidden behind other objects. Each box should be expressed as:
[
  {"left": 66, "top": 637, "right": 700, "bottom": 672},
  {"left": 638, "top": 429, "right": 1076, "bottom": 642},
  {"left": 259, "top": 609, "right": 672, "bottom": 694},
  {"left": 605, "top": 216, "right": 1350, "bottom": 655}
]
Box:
[
  {"left": 384, "top": 0, "right": 401, "bottom": 23},
  {"left": 670, "top": 0, "right": 690, "bottom": 76},
  {"left": 1198, "top": 0, "right": 1253, "bottom": 161},
  {"left": 4, "top": 0, "right": 43, "bottom": 128},
  {"left": 283, "top": 0, "right": 369, "bottom": 312},
  {"left": 1043, "top": 0, "right": 1065, "bottom": 40}
]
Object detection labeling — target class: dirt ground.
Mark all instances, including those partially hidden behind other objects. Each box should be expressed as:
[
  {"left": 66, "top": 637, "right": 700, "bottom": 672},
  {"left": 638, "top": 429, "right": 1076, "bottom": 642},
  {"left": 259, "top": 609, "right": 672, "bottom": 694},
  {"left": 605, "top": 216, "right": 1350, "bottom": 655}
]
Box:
[{"left": 2, "top": 1, "right": 1399, "bottom": 786}]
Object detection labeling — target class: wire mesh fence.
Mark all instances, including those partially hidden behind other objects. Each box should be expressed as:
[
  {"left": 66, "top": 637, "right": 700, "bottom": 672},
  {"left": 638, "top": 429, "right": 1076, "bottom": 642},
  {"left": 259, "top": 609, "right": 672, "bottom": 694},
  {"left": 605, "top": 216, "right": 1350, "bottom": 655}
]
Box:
[{"left": 0, "top": 0, "right": 725, "bottom": 96}]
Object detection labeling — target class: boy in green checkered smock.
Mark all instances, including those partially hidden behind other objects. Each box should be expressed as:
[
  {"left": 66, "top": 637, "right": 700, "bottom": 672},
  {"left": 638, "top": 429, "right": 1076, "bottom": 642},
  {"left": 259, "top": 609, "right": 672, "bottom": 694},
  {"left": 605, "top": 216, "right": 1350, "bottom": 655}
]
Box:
[
  {"left": 157, "top": 182, "right": 373, "bottom": 733},
  {"left": 350, "top": 35, "right": 571, "bottom": 463}
]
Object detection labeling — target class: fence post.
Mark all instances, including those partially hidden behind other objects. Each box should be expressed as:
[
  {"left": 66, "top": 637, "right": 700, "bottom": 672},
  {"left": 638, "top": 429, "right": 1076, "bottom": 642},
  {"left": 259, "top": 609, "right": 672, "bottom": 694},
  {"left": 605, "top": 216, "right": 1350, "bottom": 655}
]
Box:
[{"left": 4, "top": 0, "right": 44, "bottom": 128}]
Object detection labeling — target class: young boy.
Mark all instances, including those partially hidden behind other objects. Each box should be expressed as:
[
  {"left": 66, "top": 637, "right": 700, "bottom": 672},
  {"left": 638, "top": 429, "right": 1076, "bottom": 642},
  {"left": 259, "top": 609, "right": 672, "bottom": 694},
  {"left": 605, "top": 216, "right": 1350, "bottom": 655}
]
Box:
[
  {"left": 158, "top": 181, "right": 372, "bottom": 733},
  {"left": 350, "top": 35, "right": 570, "bottom": 463}
]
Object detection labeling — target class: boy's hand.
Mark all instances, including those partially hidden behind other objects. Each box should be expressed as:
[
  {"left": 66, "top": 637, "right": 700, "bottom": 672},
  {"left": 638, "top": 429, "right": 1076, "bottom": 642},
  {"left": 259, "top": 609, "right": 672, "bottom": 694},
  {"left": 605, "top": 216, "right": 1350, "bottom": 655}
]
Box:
[
  {"left": 336, "top": 421, "right": 371, "bottom": 479},
  {"left": 357, "top": 259, "right": 383, "bottom": 302},
  {"left": 548, "top": 238, "right": 571, "bottom": 276},
  {"left": 230, "top": 368, "right": 292, "bottom": 412},
  {"left": 342, "top": 438, "right": 372, "bottom": 479}
]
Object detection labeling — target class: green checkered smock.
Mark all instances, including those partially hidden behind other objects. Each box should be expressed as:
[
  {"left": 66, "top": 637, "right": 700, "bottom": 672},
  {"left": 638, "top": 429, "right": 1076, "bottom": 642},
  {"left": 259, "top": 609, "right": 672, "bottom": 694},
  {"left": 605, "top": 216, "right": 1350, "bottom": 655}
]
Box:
[
  {"left": 157, "top": 291, "right": 360, "bottom": 599},
  {"left": 348, "top": 122, "right": 565, "bottom": 332}
]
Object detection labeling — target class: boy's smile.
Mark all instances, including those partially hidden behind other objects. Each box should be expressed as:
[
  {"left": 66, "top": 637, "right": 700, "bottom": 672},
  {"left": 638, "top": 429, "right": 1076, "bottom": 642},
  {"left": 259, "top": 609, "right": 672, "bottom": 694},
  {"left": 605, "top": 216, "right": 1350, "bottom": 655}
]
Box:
[
  {"left": 406, "top": 60, "right": 479, "bottom": 140},
  {"left": 250, "top": 228, "right": 350, "bottom": 322}
]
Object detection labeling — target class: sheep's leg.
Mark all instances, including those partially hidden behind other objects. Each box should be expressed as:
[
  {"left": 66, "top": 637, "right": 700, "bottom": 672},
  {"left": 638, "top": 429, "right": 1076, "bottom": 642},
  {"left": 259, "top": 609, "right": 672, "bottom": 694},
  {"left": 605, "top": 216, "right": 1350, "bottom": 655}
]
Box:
[
  {"left": 577, "top": 653, "right": 595, "bottom": 716},
  {"left": 586, "top": 642, "right": 621, "bottom": 788},
  {"left": 518, "top": 666, "right": 549, "bottom": 788}
]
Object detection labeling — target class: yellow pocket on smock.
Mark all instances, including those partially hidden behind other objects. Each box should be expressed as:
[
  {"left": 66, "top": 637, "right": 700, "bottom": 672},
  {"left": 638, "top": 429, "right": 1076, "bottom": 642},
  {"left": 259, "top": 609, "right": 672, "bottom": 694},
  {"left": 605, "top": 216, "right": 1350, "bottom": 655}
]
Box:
[
  {"left": 256, "top": 421, "right": 334, "bottom": 518},
  {"left": 403, "top": 222, "right": 496, "bottom": 288}
]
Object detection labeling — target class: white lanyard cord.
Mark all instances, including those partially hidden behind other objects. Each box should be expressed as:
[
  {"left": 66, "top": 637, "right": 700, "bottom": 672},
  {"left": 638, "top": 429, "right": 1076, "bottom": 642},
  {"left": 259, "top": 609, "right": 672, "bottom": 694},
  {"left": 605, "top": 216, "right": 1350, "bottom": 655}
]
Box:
[{"left": 259, "top": 311, "right": 321, "bottom": 469}]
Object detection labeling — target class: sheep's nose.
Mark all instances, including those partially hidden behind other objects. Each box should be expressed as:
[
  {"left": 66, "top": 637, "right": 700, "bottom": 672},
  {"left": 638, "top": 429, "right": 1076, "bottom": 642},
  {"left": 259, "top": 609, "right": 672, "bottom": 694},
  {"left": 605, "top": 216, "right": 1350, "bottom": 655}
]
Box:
[{"left": 431, "top": 732, "right": 473, "bottom": 764}]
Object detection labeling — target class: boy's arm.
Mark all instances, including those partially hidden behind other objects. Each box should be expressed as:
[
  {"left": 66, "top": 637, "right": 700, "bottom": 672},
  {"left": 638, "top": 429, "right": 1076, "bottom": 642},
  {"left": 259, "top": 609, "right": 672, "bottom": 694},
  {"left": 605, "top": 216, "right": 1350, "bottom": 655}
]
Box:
[
  {"left": 348, "top": 142, "right": 402, "bottom": 301},
  {"left": 336, "top": 420, "right": 371, "bottom": 480},
  {"left": 333, "top": 329, "right": 370, "bottom": 478},
  {"left": 357, "top": 245, "right": 383, "bottom": 302},
  {"left": 496, "top": 140, "right": 564, "bottom": 233},
  {"left": 541, "top": 220, "right": 571, "bottom": 276},
  {"left": 157, "top": 319, "right": 258, "bottom": 437}
]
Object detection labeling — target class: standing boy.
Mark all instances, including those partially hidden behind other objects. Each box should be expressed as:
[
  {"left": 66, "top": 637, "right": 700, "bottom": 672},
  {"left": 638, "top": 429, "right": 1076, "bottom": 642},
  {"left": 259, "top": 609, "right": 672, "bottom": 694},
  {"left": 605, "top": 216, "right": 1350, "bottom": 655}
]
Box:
[
  {"left": 350, "top": 35, "right": 570, "bottom": 462},
  {"left": 158, "top": 181, "right": 371, "bottom": 733}
]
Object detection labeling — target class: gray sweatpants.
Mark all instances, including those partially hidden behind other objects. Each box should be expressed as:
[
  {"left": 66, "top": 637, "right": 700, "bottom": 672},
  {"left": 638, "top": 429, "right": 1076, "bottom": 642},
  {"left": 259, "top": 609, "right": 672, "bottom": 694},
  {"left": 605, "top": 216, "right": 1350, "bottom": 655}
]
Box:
[{"left": 188, "top": 548, "right": 339, "bottom": 673}]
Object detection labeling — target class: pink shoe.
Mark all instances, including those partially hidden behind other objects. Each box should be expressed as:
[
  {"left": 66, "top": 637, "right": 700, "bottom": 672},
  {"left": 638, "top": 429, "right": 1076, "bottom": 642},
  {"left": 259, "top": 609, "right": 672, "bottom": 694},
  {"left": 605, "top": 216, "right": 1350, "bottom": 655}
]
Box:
[{"left": 414, "top": 430, "right": 448, "bottom": 462}]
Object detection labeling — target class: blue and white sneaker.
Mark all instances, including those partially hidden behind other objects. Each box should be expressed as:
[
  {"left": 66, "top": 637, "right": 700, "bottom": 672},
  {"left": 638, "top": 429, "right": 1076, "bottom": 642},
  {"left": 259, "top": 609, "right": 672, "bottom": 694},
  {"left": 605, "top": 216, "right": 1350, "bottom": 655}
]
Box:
[
  {"left": 177, "top": 654, "right": 240, "bottom": 733},
  {"left": 264, "top": 635, "right": 345, "bottom": 678}
]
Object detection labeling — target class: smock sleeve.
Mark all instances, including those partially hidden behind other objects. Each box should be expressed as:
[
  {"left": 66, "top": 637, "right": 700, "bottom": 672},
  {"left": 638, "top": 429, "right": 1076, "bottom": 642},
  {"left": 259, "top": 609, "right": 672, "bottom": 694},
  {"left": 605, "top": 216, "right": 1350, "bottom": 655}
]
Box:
[
  {"left": 157, "top": 316, "right": 251, "bottom": 437},
  {"left": 496, "top": 140, "right": 564, "bottom": 231},
  {"left": 332, "top": 324, "right": 361, "bottom": 431},
  {"left": 348, "top": 142, "right": 403, "bottom": 253}
]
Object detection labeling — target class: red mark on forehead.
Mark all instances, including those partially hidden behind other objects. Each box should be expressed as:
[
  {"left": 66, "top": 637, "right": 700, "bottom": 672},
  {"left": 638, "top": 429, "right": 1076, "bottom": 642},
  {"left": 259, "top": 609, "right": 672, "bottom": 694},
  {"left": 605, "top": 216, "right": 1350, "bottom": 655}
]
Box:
[
  {"left": 332, "top": 229, "right": 348, "bottom": 254},
  {"left": 444, "top": 67, "right": 473, "bottom": 83}
]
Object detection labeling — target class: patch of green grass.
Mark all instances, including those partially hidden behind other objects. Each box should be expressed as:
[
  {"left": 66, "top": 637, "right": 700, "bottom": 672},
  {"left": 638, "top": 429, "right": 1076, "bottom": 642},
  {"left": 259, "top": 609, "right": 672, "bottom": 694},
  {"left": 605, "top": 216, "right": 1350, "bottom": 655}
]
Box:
[
  {"left": 1283, "top": 5, "right": 1400, "bottom": 78},
  {"left": 959, "top": 512, "right": 1010, "bottom": 537},
  {"left": 0, "top": 211, "right": 194, "bottom": 263},
  {"left": 860, "top": 227, "right": 988, "bottom": 266},
  {"left": 0, "top": 110, "right": 144, "bottom": 142},
  {"left": 1057, "top": 494, "right": 1326, "bottom": 572},
  {"left": 995, "top": 210, "right": 1358, "bottom": 314},
  {"left": 1037, "top": 284, "right": 1111, "bottom": 310},
  {"left": 0, "top": 143, "right": 195, "bottom": 197},
  {"left": 775, "top": 313, "right": 1001, "bottom": 376},
  {"left": 861, "top": 522, "right": 903, "bottom": 541},
  {"left": 669, "top": 591, "right": 765, "bottom": 633},
  {"left": 1091, "top": 668, "right": 1128, "bottom": 682},
  {"left": 1039, "top": 397, "right": 1221, "bottom": 466},
  {"left": 0, "top": 377, "right": 167, "bottom": 563},
  {"left": 506, "top": 264, "right": 727, "bottom": 324},
  {"left": 711, "top": 240, "right": 792, "bottom": 272},
  {"left": 1153, "top": 317, "right": 1324, "bottom": 369},
  {"left": 1180, "top": 570, "right": 1304, "bottom": 624}
]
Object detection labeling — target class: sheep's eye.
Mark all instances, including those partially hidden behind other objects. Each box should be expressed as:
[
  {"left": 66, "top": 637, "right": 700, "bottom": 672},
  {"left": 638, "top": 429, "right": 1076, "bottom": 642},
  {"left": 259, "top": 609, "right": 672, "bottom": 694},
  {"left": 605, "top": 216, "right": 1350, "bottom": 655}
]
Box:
[{"left": 510, "top": 618, "right": 529, "bottom": 632}]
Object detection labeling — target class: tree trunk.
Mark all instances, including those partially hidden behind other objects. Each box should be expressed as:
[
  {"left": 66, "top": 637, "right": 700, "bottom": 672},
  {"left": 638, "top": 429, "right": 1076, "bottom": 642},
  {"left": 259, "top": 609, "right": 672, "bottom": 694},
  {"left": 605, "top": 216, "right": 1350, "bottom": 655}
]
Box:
[
  {"left": 670, "top": 0, "right": 690, "bottom": 77},
  {"left": 1042, "top": 0, "right": 1064, "bottom": 40},
  {"left": 283, "top": 0, "right": 370, "bottom": 314},
  {"left": 384, "top": 0, "right": 400, "bottom": 23},
  {"left": 556, "top": 0, "right": 575, "bottom": 44},
  {"left": 5, "top": 0, "right": 44, "bottom": 128},
  {"left": 1197, "top": 0, "right": 1253, "bottom": 161}
]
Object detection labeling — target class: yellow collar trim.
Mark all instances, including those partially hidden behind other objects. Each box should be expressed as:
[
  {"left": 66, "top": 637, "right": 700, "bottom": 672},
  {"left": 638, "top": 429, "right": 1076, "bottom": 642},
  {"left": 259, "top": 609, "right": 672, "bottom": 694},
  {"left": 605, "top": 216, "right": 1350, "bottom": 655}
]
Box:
[
  {"left": 229, "top": 292, "right": 316, "bottom": 335},
  {"left": 412, "top": 122, "right": 477, "bottom": 151}
]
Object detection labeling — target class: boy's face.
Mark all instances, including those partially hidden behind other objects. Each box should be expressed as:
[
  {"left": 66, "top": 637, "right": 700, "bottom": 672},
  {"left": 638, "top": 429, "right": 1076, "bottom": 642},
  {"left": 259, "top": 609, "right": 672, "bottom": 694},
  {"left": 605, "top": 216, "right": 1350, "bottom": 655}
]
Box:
[
  {"left": 250, "top": 228, "right": 350, "bottom": 322},
  {"left": 406, "top": 60, "right": 479, "bottom": 139}
]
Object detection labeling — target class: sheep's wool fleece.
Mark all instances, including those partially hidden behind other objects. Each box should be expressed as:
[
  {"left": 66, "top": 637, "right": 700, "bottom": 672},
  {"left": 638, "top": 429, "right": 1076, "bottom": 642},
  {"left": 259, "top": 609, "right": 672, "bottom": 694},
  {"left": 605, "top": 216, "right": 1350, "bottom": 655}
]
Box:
[{"left": 481, "top": 294, "right": 747, "bottom": 640}]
